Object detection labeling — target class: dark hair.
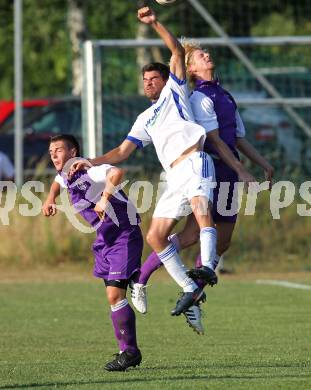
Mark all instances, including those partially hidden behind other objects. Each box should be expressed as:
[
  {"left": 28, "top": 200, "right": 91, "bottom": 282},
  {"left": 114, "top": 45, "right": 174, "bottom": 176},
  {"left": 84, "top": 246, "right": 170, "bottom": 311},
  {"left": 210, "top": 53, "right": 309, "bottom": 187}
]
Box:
[
  {"left": 142, "top": 62, "right": 170, "bottom": 81},
  {"left": 49, "top": 134, "right": 80, "bottom": 156}
]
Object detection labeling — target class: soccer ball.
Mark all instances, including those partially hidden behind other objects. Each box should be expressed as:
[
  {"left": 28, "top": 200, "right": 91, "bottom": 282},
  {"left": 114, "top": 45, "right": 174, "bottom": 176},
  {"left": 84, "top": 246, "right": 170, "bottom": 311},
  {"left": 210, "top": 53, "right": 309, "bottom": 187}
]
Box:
[{"left": 155, "top": 0, "right": 176, "bottom": 5}]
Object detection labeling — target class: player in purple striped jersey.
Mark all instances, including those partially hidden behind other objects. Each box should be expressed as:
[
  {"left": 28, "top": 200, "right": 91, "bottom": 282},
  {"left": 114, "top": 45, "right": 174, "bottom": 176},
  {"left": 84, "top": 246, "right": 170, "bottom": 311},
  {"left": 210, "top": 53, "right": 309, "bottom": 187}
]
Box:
[{"left": 42, "top": 134, "right": 142, "bottom": 371}]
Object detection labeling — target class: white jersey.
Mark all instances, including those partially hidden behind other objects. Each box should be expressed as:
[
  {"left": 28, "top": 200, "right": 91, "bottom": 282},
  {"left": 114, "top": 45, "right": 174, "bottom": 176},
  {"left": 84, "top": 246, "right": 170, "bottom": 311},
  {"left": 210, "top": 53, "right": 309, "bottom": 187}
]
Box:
[
  {"left": 127, "top": 73, "right": 206, "bottom": 172},
  {"left": 190, "top": 91, "right": 246, "bottom": 138},
  {"left": 55, "top": 164, "right": 113, "bottom": 188}
]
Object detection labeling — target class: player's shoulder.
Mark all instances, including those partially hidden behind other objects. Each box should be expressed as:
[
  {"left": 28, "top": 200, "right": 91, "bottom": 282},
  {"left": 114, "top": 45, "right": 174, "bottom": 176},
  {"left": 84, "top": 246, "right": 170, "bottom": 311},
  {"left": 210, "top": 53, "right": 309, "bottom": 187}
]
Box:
[
  {"left": 190, "top": 90, "right": 214, "bottom": 107},
  {"left": 168, "top": 72, "right": 187, "bottom": 86},
  {"left": 190, "top": 90, "right": 206, "bottom": 100},
  {"left": 55, "top": 173, "right": 67, "bottom": 188},
  {"left": 87, "top": 164, "right": 114, "bottom": 182}
]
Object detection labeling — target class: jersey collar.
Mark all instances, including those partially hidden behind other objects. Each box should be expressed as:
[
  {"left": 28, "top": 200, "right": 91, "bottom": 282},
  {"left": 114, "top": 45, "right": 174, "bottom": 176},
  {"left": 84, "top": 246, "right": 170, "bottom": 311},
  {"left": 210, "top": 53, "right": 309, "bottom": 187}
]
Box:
[{"left": 195, "top": 78, "right": 220, "bottom": 89}]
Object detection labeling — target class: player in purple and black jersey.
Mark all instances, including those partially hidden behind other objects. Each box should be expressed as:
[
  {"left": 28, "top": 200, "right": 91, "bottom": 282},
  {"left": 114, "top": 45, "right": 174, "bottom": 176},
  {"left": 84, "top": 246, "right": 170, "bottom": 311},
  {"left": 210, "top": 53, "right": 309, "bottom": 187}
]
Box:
[{"left": 42, "top": 134, "right": 143, "bottom": 371}]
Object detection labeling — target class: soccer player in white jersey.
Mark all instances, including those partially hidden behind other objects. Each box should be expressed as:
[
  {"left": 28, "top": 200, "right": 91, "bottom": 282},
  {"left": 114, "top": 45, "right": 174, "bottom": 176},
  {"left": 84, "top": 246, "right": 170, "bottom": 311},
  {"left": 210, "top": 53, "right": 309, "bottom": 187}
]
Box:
[{"left": 71, "top": 6, "right": 217, "bottom": 316}]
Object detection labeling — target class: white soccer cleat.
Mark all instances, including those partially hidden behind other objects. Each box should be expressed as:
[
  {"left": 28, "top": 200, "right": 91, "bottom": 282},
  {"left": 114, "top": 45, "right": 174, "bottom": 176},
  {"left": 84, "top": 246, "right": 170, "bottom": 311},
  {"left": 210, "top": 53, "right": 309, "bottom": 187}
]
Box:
[
  {"left": 130, "top": 282, "right": 147, "bottom": 314},
  {"left": 183, "top": 304, "right": 204, "bottom": 335}
]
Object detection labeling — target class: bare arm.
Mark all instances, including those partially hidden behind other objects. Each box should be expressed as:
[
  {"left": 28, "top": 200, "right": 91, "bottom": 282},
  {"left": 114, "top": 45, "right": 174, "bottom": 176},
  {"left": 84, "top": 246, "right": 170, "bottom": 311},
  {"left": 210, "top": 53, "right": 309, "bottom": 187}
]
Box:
[
  {"left": 206, "top": 130, "right": 256, "bottom": 184},
  {"left": 90, "top": 140, "right": 137, "bottom": 166},
  {"left": 69, "top": 140, "right": 137, "bottom": 177},
  {"left": 42, "top": 181, "right": 60, "bottom": 217},
  {"left": 94, "top": 167, "right": 124, "bottom": 220},
  {"left": 236, "top": 137, "right": 274, "bottom": 188},
  {"left": 137, "top": 6, "right": 185, "bottom": 80}
]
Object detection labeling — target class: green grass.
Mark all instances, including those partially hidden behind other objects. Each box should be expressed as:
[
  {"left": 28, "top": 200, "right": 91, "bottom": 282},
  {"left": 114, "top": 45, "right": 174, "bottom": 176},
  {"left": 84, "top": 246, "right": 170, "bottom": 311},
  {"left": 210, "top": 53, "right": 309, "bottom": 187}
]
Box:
[{"left": 0, "top": 271, "right": 310, "bottom": 389}]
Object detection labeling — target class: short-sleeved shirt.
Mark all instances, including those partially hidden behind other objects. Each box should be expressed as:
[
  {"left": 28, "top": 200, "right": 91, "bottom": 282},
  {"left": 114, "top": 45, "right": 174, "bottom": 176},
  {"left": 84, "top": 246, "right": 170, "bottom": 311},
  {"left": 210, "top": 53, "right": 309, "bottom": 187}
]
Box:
[
  {"left": 127, "top": 73, "right": 206, "bottom": 171},
  {"left": 190, "top": 79, "right": 245, "bottom": 158},
  {"left": 0, "top": 152, "right": 14, "bottom": 180},
  {"left": 55, "top": 164, "right": 140, "bottom": 245}
]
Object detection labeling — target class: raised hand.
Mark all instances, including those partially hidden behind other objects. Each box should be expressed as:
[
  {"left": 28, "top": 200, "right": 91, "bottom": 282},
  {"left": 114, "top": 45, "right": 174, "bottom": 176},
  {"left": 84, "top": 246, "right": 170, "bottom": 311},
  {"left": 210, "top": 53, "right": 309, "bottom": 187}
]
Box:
[
  {"left": 137, "top": 6, "right": 157, "bottom": 25},
  {"left": 68, "top": 159, "right": 92, "bottom": 179}
]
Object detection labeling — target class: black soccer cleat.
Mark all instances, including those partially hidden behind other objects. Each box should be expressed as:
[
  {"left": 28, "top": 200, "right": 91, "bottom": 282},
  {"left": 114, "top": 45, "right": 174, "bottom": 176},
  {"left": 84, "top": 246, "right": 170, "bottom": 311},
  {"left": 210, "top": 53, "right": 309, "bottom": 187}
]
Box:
[
  {"left": 171, "top": 288, "right": 206, "bottom": 316},
  {"left": 187, "top": 266, "right": 218, "bottom": 286},
  {"left": 104, "top": 350, "right": 142, "bottom": 372}
]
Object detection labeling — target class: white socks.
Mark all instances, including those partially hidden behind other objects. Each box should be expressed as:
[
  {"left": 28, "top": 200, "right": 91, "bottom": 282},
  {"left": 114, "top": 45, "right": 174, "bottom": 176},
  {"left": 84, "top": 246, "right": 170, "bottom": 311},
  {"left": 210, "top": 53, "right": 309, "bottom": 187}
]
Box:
[
  {"left": 111, "top": 298, "right": 128, "bottom": 312},
  {"left": 200, "top": 227, "right": 217, "bottom": 270},
  {"left": 157, "top": 243, "right": 197, "bottom": 292}
]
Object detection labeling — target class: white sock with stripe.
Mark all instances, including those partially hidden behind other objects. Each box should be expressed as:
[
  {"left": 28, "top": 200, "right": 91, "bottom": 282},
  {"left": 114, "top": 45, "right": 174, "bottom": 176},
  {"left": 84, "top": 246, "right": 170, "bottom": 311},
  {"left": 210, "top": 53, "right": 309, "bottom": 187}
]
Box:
[
  {"left": 200, "top": 227, "right": 217, "bottom": 270},
  {"left": 168, "top": 233, "right": 180, "bottom": 252},
  {"left": 157, "top": 243, "right": 197, "bottom": 292}
]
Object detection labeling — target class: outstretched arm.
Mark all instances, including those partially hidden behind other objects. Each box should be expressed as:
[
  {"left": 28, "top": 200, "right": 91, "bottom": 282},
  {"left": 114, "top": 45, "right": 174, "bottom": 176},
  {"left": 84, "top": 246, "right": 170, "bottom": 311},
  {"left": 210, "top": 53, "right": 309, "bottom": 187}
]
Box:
[
  {"left": 137, "top": 6, "right": 185, "bottom": 80},
  {"left": 236, "top": 137, "right": 274, "bottom": 189},
  {"left": 90, "top": 140, "right": 137, "bottom": 166},
  {"left": 69, "top": 140, "right": 137, "bottom": 177},
  {"left": 206, "top": 130, "right": 256, "bottom": 184}
]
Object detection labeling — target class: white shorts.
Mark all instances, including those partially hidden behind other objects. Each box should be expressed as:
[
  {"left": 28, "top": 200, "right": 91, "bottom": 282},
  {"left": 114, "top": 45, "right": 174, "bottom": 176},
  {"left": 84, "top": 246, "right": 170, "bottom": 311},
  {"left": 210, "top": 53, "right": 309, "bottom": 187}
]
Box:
[{"left": 153, "top": 151, "right": 216, "bottom": 219}]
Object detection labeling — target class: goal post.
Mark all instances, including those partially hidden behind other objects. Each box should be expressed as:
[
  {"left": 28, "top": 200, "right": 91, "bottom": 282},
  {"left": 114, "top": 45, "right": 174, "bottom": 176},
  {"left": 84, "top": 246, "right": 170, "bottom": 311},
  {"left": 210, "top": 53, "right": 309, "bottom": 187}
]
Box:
[{"left": 82, "top": 36, "right": 311, "bottom": 173}]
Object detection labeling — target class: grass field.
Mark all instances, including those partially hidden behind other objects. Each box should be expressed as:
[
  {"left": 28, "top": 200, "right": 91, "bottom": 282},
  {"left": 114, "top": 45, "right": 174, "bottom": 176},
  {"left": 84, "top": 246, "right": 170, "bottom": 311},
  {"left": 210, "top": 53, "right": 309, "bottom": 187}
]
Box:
[{"left": 0, "top": 269, "right": 310, "bottom": 389}]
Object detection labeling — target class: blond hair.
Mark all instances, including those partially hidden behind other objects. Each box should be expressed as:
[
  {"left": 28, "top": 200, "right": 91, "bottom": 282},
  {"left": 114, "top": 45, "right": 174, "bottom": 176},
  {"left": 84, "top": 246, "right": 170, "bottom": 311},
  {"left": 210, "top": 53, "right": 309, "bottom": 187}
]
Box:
[{"left": 181, "top": 38, "right": 202, "bottom": 85}]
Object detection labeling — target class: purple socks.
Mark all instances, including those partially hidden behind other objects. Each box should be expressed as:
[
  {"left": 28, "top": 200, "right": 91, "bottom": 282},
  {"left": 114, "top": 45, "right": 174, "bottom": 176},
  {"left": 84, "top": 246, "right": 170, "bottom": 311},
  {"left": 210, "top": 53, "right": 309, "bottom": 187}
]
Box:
[
  {"left": 110, "top": 299, "right": 139, "bottom": 354},
  {"left": 138, "top": 251, "right": 163, "bottom": 285}
]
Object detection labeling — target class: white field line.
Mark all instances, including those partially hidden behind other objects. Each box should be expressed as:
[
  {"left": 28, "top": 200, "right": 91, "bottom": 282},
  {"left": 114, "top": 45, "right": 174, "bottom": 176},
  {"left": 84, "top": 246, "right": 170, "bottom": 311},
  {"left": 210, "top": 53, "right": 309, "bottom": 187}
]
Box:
[{"left": 256, "top": 280, "right": 311, "bottom": 290}]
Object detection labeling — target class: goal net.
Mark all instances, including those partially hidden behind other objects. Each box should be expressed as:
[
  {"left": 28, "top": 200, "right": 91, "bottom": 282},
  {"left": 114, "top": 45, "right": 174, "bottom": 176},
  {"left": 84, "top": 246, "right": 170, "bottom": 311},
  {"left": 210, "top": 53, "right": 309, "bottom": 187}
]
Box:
[{"left": 82, "top": 0, "right": 311, "bottom": 177}]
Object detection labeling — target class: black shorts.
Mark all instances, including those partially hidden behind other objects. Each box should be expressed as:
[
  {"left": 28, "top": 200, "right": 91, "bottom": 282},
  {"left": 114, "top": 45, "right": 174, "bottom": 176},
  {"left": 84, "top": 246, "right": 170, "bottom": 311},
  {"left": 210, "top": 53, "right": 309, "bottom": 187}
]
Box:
[{"left": 104, "top": 279, "right": 129, "bottom": 289}]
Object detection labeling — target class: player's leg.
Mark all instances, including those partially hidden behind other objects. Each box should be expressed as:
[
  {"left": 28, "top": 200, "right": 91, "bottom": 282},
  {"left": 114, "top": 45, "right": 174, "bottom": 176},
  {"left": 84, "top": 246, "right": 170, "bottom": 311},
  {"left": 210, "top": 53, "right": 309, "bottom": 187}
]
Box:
[
  {"left": 94, "top": 228, "right": 143, "bottom": 371},
  {"left": 131, "top": 214, "right": 198, "bottom": 315},
  {"left": 194, "top": 220, "right": 236, "bottom": 275},
  {"left": 104, "top": 280, "right": 142, "bottom": 372},
  {"left": 187, "top": 195, "right": 218, "bottom": 284},
  {"left": 146, "top": 217, "right": 205, "bottom": 315},
  {"left": 216, "top": 221, "right": 236, "bottom": 272},
  {"left": 211, "top": 159, "right": 239, "bottom": 273},
  {"left": 186, "top": 152, "right": 218, "bottom": 284},
  {"left": 146, "top": 216, "right": 195, "bottom": 291},
  {"left": 138, "top": 214, "right": 199, "bottom": 286}
]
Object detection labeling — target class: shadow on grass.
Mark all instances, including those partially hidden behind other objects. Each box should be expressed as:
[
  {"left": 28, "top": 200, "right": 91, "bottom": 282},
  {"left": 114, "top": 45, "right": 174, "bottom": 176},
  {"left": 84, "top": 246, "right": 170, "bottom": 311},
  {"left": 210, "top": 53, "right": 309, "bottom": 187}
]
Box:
[{"left": 1, "top": 373, "right": 311, "bottom": 389}]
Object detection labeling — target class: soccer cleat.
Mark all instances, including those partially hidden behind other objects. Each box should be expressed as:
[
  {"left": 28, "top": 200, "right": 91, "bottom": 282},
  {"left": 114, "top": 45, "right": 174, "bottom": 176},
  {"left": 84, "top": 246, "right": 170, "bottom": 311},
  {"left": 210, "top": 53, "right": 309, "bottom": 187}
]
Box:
[
  {"left": 171, "top": 288, "right": 206, "bottom": 316},
  {"left": 187, "top": 266, "right": 218, "bottom": 286},
  {"left": 130, "top": 282, "right": 147, "bottom": 314},
  {"left": 184, "top": 304, "right": 204, "bottom": 335},
  {"left": 104, "top": 350, "right": 142, "bottom": 372}
]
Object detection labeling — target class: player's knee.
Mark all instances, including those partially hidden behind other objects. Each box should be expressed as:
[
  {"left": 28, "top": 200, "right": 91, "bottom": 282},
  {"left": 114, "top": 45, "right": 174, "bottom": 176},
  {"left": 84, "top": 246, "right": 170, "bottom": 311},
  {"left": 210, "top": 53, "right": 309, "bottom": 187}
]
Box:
[
  {"left": 146, "top": 230, "right": 155, "bottom": 247},
  {"left": 146, "top": 229, "right": 162, "bottom": 247},
  {"left": 106, "top": 288, "right": 124, "bottom": 305}
]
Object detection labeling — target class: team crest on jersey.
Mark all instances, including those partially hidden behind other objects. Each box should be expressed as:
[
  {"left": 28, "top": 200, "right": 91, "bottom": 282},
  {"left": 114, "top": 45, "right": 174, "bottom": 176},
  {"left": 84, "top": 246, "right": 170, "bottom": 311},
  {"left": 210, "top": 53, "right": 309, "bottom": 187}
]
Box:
[{"left": 77, "top": 182, "right": 88, "bottom": 191}]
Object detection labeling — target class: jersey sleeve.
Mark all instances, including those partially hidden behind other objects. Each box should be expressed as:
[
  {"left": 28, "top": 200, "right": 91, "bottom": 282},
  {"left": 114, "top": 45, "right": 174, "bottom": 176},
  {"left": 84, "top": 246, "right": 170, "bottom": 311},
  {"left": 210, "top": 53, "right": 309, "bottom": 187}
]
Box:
[
  {"left": 235, "top": 110, "right": 246, "bottom": 138},
  {"left": 87, "top": 164, "right": 114, "bottom": 183},
  {"left": 54, "top": 174, "right": 67, "bottom": 188},
  {"left": 166, "top": 72, "right": 188, "bottom": 98},
  {"left": 127, "top": 115, "right": 152, "bottom": 148},
  {"left": 190, "top": 91, "right": 219, "bottom": 133}
]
